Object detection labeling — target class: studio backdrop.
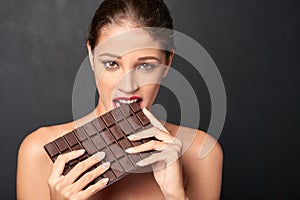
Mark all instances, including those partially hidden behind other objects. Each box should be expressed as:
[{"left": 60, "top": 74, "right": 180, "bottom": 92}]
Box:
[{"left": 0, "top": 0, "right": 299, "bottom": 199}]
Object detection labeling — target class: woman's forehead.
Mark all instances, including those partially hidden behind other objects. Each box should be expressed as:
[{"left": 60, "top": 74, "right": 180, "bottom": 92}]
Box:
[{"left": 94, "top": 26, "right": 163, "bottom": 56}]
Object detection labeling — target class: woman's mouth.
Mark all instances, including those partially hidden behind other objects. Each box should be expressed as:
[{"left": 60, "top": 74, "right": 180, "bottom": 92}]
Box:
[{"left": 112, "top": 96, "right": 143, "bottom": 108}]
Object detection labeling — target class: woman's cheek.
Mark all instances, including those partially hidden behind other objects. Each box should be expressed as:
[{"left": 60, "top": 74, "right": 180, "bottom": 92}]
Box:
[
  {"left": 98, "top": 73, "right": 119, "bottom": 93},
  {"left": 142, "top": 84, "right": 160, "bottom": 107}
]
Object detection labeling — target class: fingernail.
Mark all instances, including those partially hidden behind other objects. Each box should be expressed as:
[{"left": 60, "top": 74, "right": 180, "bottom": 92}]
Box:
[
  {"left": 101, "top": 178, "right": 109, "bottom": 184},
  {"left": 78, "top": 149, "right": 85, "bottom": 154},
  {"left": 136, "top": 160, "right": 144, "bottom": 167},
  {"left": 125, "top": 147, "right": 134, "bottom": 153},
  {"left": 94, "top": 152, "right": 105, "bottom": 161},
  {"left": 127, "top": 135, "right": 135, "bottom": 140},
  {"left": 101, "top": 162, "right": 110, "bottom": 169},
  {"left": 127, "top": 135, "right": 133, "bottom": 140}
]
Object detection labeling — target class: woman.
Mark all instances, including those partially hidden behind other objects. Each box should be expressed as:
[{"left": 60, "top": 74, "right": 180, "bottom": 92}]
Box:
[{"left": 17, "top": 0, "right": 223, "bottom": 199}]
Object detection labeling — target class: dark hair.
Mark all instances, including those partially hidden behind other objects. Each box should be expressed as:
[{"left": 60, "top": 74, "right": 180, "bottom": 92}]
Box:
[{"left": 87, "top": 0, "right": 174, "bottom": 59}]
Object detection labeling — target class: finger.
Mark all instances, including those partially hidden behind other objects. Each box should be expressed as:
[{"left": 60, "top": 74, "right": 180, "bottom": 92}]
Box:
[
  {"left": 128, "top": 127, "right": 182, "bottom": 147},
  {"left": 50, "top": 149, "right": 85, "bottom": 180},
  {"left": 162, "top": 146, "right": 181, "bottom": 164},
  {"left": 68, "top": 162, "right": 110, "bottom": 193},
  {"left": 127, "top": 127, "right": 160, "bottom": 141},
  {"left": 136, "top": 147, "right": 180, "bottom": 167},
  {"left": 142, "top": 108, "right": 169, "bottom": 132},
  {"left": 127, "top": 126, "right": 172, "bottom": 141},
  {"left": 152, "top": 160, "right": 166, "bottom": 172},
  {"left": 125, "top": 140, "right": 167, "bottom": 153},
  {"left": 136, "top": 153, "right": 165, "bottom": 167},
  {"left": 62, "top": 151, "right": 105, "bottom": 185},
  {"left": 155, "top": 132, "right": 182, "bottom": 147},
  {"left": 76, "top": 177, "right": 110, "bottom": 199}
]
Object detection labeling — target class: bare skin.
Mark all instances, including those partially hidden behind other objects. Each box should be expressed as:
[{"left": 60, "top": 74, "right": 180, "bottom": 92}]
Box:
[
  {"left": 17, "top": 25, "right": 223, "bottom": 200},
  {"left": 17, "top": 109, "right": 222, "bottom": 200}
]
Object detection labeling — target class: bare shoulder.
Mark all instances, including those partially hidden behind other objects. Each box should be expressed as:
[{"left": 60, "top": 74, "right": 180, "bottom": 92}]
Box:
[
  {"left": 19, "top": 123, "right": 73, "bottom": 158},
  {"left": 184, "top": 129, "right": 223, "bottom": 161},
  {"left": 19, "top": 126, "right": 54, "bottom": 154},
  {"left": 17, "top": 123, "right": 75, "bottom": 200},
  {"left": 164, "top": 121, "right": 223, "bottom": 160},
  {"left": 18, "top": 122, "right": 77, "bottom": 175},
  {"left": 164, "top": 122, "right": 223, "bottom": 199},
  {"left": 17, "top": 124, "right": 71, "bottom": 173}
]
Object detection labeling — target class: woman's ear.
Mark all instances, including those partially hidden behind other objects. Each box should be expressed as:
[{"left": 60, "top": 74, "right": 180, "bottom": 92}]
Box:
[
  {"left": 86, "top": 42, "right": 95, "bottom": 71},
  {"left": 163, "top": 50, "right": 175, "bottom": 78}
]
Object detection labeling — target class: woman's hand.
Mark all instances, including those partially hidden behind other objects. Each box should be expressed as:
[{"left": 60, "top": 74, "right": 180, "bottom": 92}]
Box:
[
  {"left": 47, "top": 150, "right": 110, "bottom": 200},
  {"left": 125, "top": 127, "right": 187, "bottom": 200}
]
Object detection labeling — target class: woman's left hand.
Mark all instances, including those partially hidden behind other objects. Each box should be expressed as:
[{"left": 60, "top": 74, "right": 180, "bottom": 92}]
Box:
[{"left": 125, "top": 126, "right": 186, "bottom": 200}]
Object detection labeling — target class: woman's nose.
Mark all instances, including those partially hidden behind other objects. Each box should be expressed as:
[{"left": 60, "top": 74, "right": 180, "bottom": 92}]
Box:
[{"left": 116, "top": 70, "right": 139, "bottom": 93}]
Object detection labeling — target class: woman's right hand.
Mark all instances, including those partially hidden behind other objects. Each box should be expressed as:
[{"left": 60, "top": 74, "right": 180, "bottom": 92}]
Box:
[{"left": 47, "top": 150, "right": 110, "bottom": 200}]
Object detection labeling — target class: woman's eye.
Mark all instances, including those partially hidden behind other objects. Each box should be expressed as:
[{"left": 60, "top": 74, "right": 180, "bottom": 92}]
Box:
[
  {"left": 103, "top": 61, "right": 119, "bottom": 70},
  {"left": 137, "top": 63, "right": 156, "bottom": 72}
]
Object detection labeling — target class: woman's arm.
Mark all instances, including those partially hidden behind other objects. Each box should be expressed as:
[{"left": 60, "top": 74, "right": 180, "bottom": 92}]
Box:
[
  {"left": 183, "top": 131, "right": 223, "bottom": 200},
  {"left": 17, "top": 128, "right": 53, "bottom": 200}
]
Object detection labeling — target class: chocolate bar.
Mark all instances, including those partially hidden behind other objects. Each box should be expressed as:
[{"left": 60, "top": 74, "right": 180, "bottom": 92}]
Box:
[{"left": 44, "top": 102, "right": 154, "bottom": 188}]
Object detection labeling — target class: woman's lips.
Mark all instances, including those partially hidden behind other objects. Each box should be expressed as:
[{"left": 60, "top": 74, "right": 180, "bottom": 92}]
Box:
[{"left": 112, "top": 96, "right": 143, "bottom": 108}]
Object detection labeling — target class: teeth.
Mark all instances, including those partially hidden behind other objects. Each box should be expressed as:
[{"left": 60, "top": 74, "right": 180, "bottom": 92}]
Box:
[
  {"left": 114, "top": 98, "right": 140, "bottom": 107},
  {"left": 118, "top": 99, "right": 138, "bottom": 104}
]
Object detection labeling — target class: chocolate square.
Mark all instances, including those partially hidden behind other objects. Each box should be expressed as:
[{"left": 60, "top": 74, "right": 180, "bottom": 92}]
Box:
[{"left": 44, "top": 102, "right": 155, "bottom": 189}]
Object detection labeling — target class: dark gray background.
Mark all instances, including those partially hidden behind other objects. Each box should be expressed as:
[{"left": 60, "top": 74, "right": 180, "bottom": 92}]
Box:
[{"left": 1, "top": 0, "right": 299, "bottom": 199}]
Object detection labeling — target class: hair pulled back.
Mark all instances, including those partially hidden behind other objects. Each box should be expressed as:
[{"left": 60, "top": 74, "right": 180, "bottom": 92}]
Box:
[{"left": 87, "top": 0, "right": 174, "bottom": 58}]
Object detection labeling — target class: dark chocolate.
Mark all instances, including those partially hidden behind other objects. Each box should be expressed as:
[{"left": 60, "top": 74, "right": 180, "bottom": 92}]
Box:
[{"left": 44, "top": 102, "right": 154, "bottom": 188}]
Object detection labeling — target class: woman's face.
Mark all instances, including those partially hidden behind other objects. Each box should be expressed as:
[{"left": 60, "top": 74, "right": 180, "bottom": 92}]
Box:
[{"left": 88, "top": 25, "right": 172, "bottom": 114}]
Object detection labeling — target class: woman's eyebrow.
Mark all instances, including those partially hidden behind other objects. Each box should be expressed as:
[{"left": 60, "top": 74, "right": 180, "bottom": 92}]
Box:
[
  {"left": 98, "top": 53, "right": 122, "bottom": 59},
  {"left": 138, "top": 56, "right": 161, "bottom": 62}
]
